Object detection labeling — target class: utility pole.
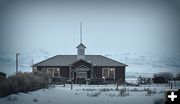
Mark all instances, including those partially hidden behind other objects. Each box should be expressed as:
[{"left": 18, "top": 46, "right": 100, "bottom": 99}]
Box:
[
  {"left": 16, "top": 53, "right": 19, "bottom": 74},
  {"left": 31, "top": 57, "right": 34, "bottom": 66}
]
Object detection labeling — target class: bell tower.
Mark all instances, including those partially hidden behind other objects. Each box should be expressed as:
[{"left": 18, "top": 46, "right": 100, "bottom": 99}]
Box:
[{"left": 77, "top": 22, "right": 86, "bottom": 60}]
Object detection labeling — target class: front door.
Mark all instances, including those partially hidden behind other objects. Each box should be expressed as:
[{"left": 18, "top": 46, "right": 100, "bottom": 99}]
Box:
[{"left": 76, "top": 71, "right": 87, "bottom": 79}]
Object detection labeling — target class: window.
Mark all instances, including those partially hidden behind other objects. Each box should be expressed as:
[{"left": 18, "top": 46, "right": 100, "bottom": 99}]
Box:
[
  {"left": 47, "top": 68, "right": 60, "bottom": 77},
  {"left": 102, "top": 68, "right": 108, "bottom": 78},
  {"left": 47, "top": 68, "right": 53, "bottom": 76},
  {"left": 76, "top": 72, "right": 87, "bottom": 79},
  {"left": 33, "top": 67, "right": 37, "bottom": 72},
  {"left": 102, "top": 68, "right": 115, "bottom": 79},
  {"left": 54, "top": 68, "right": 60, "bottom": 77},
  {"left": 78, "top": 49, "right": 84, "bottom": 55},
  {"left": 109, "top": 68, "right": 115, "bottom": 79},
  {"left": 42, "top": 67, "right": 46, "bottom": 72}
]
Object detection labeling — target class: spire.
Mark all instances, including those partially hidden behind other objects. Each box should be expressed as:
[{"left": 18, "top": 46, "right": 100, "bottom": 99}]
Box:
[
  {"left": 77, "top": 22, "right": 86, "bottom": 60},
  {"left": 77, "top": 22, "right": 86, "bottom": 48},
  {"left": 80, "top": 22, "right": 82, "bottom": 43}
]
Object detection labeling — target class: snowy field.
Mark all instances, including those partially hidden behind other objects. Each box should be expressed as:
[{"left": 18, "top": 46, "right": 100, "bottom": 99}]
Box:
[{"left": 0, "top": 83, "right": 179, "bottom": 104}]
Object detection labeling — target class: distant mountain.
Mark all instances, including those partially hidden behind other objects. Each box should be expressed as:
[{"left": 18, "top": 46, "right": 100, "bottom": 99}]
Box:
[
  {"left": 105, "top": 52, "right": 180, "bottom": 68},
  {"left": 0, "top": 50, "right": 179, "bottom": 77},
  {"left": 105, "top": 52, "right": 180, "bottom": 77},
  {"left": 0, "top": 49, "right": 51, "bottom": 76}
]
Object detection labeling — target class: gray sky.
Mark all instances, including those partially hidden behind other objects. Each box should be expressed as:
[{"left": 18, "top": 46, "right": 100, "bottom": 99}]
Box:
[
  {"left": 0, "top": 0, "right": 180, "bottom": 75},
  {"left": 0, "top": 0, "right": 179, "bottom": 55}
]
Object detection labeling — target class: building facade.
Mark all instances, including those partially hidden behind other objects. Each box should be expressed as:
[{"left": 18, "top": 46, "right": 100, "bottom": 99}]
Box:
[{"left": 33, "top": 43, "right": 127, "bottom": 84}]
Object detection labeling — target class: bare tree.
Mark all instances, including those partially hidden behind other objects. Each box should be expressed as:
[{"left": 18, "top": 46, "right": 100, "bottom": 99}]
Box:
[
  {"left": 175, "top": 73, "right": 180, "bottom": 80},
  {"left": 154, "top": 72, "right": 173, "bottom": 81}
]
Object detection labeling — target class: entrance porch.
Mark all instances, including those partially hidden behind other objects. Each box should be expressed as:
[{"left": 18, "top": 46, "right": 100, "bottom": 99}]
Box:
[{"left": 69, "top": 59, "right": 94, "bottom": 84}]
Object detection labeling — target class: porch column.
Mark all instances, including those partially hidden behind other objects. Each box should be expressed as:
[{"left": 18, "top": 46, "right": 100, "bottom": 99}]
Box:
[
  {"left": 72, "top": 71, "right": 74, "bottom": 79},
  {"left": 46, "top": 68, "right": 48, "bottom": 73},
  {"left": 69, "top": 67, "right": 71, "bottom": 80},
  {"left": 52, "top": 68, "right": 54, "bottom": 77},
  {"left": 91, "top": 66, "right": 93, "bottom": 79},
  {"left": 58, "top": 68, "right": 60, "bottom": 77}
]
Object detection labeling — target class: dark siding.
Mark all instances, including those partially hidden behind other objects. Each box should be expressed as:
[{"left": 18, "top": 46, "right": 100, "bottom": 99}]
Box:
[
  {"left": 87, "top": 70, "right": 91, "bottom": 78},
  {"left": 36, "top": 66, "right": 70, "bottom": 78},
  {"left": 37, "top": 66, "right": 48, "bottom": 72},
  {"left": 0, "top": 72, "right": 6, "bottom": 78},
  {"left": 93, "top": 67, "right": 102, "bottom": 78},
  {"left": 36, "top": 65, "right": 126, "bottom": 83},
  {"left": 60, "top": 66, "right": 69, "bottom": 78},
  {"left": 115, "top": 67, "right": 125, "bottom": 83},
  {"left": 93, "top": 66, "right": 125, "bottom": 83},
  {"left": 36, "top": 66, "right": 42, "bottom": 71}
]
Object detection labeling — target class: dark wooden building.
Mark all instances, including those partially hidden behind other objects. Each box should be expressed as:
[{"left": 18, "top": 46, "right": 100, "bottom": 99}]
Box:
[
  {"left": 32, "top": 43, "right": 127, "bottom": 84},
  {"left": 0, "top": 72, "right": 6, "bottom": 78}
]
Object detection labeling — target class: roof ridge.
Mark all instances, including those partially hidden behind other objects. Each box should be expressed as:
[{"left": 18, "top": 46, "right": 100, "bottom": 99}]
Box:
[
  {"left": 101, "top": 55, "right": 128, "bottom": 66},
  {"left": 32, "top": 55, "right": 58, "bottom": 66},
  {"left": 56, "top": 54, "right": 102, "bottom": 56},
  {"left": 33, "top": 54, "right": 127, "bottom": 67}
]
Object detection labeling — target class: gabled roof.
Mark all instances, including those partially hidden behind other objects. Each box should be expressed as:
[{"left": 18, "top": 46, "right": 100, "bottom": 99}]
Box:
[
  {"left": 69, "top": 59, "right": 92, "bottom": 66},
  {"left": 33, "top": 55, "right": 127, "bottom": 67},
  {"left": 76, "top": 43, "right": 86, "bottom": 48}
]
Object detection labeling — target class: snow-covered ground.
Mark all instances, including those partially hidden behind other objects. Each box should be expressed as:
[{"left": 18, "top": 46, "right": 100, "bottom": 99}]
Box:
[{"left": 0, "top": 83, "right": 179, "bottom": 104}]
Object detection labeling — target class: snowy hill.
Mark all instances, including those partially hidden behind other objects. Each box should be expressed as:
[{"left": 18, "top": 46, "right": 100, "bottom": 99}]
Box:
[
  {"left": 0, "top": 50, "right": 179, "bottom": 77},
  {"left": 106, "top": 52, "right": 180, "bottom": 77},
  {"left": 0, "top": 49, "right": 51, "bottom": 76}
]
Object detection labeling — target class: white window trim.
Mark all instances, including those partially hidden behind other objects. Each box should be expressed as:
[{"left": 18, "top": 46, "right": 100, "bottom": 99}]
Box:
[
  {"left": 102, "top": 68, "right": 115, "bottom": 79},
  {"left": 33, "top": 67, "right": 37, "bottom": 72},
  {"left": 102, "top": 68, "right": 108, "bottom": 78}
]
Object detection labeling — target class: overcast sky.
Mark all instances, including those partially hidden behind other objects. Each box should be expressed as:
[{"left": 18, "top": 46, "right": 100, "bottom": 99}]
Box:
[
  {"left": 0, "top": 0, "right": 180, "bottom": 55},
  {"left": 0, "top": 0, "right": 180, "bottom": 76}
]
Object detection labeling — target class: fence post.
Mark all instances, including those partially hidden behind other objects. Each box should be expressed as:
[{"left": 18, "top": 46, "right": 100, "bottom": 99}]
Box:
[{"left": 71, "top": 81, "right": 73, "bottom": 90}]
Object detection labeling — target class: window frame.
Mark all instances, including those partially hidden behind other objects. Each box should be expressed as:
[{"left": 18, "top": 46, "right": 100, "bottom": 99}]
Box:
[
  {"left": 102, "top": 68, "right": 115, "bottom": 79},
  {"left": 47, "top": 68, "right": 60, "bottom": 77}
]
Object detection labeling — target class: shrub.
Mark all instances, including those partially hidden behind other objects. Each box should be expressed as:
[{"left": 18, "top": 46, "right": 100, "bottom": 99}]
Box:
[
  {"left": 0, "top": 72, "right": 50, "bottom": 98},
  {"left": 0, "top": 75, "right": 6, "bottom": 81},
  {"left": 153, "top": 72, "right": 173, "bottom": 82},
  {"left": 152, "top": 77, "right": 167, "bottom": 84},
  {"left": 154, "top": 99, "right": 164, "bottom": 104},
  {"left": 7, "top": 96, "right": 18, "bottom": 101},
  {"left": 174, "top": 73, "right": 180, "bottom": 80},
  {"left": 118, "top": 88, "right": 129, "bottom": 97},
  {"left": 33, "top": 98, "right": 38, "bottom": 102},
  {"left": 130, "top": 88, "right": 139, "bottom": 92},
  {"left": 99, "top": 88, "right": 113, "bottom": 92},
  {"left": 146, "top": 88, "right": 156, "bottom": 96},
  {"left": 0, "top": 78, "right": 10, "bottom": 97},
  {"left": 138, "top": 76, "right": 151, "bottom": 85},
  {"left": 87, "top": 91, "right": 101, "bottom": 97}
]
